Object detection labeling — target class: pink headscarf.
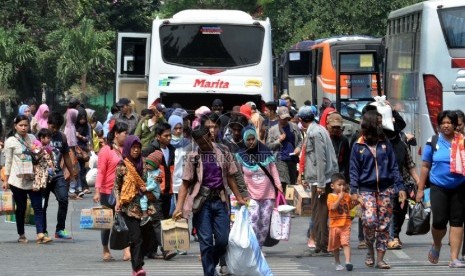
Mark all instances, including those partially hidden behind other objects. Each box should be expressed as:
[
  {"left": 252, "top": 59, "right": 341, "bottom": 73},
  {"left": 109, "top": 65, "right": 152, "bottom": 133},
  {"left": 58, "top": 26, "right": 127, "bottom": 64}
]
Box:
[
  {"left": 192, "top": 106, "right": 211, "bottom": 129},
  {"left": 34, "top": 104, "right": 50, "bottom": 130},
  {"left": 64, "top": 109, "right": 79, "bottom": 147}
]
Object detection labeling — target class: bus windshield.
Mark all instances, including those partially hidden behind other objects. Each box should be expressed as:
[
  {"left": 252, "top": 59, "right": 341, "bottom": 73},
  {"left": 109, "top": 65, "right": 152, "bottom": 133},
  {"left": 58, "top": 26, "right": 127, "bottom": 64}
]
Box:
[
  {"left": 438, "top": 6, "right": 465, "bottom": 48},
  {"left": 160, "top": 24, "right": 265, "bottom": 68}
]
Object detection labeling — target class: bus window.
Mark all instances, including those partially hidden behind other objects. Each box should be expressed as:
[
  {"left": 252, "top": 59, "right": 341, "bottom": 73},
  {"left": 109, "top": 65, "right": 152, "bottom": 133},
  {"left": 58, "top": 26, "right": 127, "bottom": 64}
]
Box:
[
  {"left": 120, "top": 37, "right": 148, "bottom": 76},
  {"left": 438, "top": 6, "right": 465, "bottom": 48},
  {"left": 160, "top": 24, "right": 264, "bottom": 68},
  {"left": 288, "top": 51, "right": 311, "bottom": 75}
]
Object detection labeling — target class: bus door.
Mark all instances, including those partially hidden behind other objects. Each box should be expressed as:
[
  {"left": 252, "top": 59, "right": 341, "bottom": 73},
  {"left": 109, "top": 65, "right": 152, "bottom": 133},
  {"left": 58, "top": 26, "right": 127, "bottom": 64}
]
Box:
[
  {"left": 286, "top": 50, "right": 312, "bottom": 107},
  {"left": 335, "top": 50, "right": 382, "bottom": 136},
  {"left": 116, "top": 32, "right": 151, "bottom": 112}
]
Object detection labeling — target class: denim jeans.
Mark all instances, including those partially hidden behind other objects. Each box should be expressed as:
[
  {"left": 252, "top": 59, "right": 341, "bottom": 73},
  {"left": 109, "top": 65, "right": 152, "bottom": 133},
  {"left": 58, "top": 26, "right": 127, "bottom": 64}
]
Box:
[
  {"left": 43, "top": 174, "right": 69, "bottom": 233},
  {"left": 193, "top": 199, "right": 230, "bottom": 276},
  {"left": 10, "top": 185, "right": 45, "bottom": 235},
  {"left": 78, "top": 159, "right": 89, "bottom": 191}
]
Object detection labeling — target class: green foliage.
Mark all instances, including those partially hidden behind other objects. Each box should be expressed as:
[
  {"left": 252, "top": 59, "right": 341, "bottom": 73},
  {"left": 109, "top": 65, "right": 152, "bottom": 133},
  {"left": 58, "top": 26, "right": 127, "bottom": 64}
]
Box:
[
  {"left": 158, "top": 0, "right": 258, "bottom": 17},
  {"left": 0, "top": 0, "right": 428, "bottom": 108}
]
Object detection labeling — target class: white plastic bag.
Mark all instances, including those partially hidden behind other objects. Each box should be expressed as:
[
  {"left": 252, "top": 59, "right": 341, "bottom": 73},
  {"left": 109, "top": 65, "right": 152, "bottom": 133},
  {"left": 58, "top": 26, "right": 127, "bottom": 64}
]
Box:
[
  {"left": 270, "top": 192, "right": 291, "bottom": 240},
  {"left": 86, "top": 168, "right": 98, "bottom": 187},
  {"left": 370, "top": 95, "right": 394, "bottom": 131},
  {"left": 88, "top": 151, "right": 98, "bottom": 169},
  {"left": 226, "top": 206, "right": 273, "bottom": 276}
]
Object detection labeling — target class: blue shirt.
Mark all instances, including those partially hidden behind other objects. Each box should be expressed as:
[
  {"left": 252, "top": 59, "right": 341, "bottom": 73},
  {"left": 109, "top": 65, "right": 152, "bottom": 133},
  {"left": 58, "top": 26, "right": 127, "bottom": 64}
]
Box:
[{"left": 422, "top": 134, "right": 465, "bottom": 189}]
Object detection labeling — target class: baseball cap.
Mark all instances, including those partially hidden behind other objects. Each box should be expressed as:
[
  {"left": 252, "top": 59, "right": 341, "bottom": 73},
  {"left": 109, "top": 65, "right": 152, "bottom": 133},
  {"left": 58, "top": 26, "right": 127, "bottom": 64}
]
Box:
[
  {"left": 116, "top": 98, "right": 131, "bottom": 107},
  {"left": 239, "top": 104, "right": 252, "bottom": 120},
  {"left": 246, "top": 101, "right": 257, "bottom": 108},
  {"left": 280, "top": 94, "right": 290, "bottom": 100},
  {"left": 297, "top": 106, "right": 315, "bottom": 121},
  {"left": 212, "top": 99, "right": 223, "bottom": 107},
  {"left": 156, "top": 103, "right": 166, "bottom": 113},
  {"left": 327, "top": 113, "right": 343, "bottom": 127},
  {"left": 277, "top": 106, "right": 291, "bottom": 120}
]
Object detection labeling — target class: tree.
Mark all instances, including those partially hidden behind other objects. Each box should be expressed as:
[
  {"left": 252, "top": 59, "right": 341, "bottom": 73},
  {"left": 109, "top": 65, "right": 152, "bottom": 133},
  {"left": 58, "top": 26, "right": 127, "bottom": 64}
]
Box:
[
  {"left": 0, "top": 25, "right": 37, "bottom": 102},
  {"left": 52, "top": 18, "right": 115, "bottom": 101}
]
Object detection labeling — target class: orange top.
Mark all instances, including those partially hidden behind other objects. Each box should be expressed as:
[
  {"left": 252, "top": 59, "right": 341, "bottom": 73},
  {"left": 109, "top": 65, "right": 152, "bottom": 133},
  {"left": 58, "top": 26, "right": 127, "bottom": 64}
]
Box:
[{"left": 327, "top": 193, "right": 352, "bottom": 227}]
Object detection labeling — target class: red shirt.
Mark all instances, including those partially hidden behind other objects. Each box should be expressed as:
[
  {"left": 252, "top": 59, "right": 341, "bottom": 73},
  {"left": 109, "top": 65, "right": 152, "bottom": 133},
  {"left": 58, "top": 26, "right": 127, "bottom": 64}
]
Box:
[{"left": 95, "top": 145, "right": 123, "bottom": 194}]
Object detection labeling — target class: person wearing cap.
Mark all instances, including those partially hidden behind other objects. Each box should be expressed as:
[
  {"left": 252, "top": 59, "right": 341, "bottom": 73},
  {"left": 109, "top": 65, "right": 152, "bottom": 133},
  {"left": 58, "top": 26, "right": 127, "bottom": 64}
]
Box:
[
  {"left": 326, "top": 113, "right": 350, "bottom": 181},
  {"left": 296, "top": 105, "right": 318, "bottom": 249},
  {"left": 112, "top": 98, "right": 139, "bottom": 135},
  {"left": 211, "top": 99, "right": 229, "bottom": 134},
  {"left": 303, "top": 105, "right": 338, "bottom": 255},
  {"left": 172, "top": 126, "right": 246, "bottom": 276},
  {"left": 266, "top": 106, "right": 302, "bottom": 192}
]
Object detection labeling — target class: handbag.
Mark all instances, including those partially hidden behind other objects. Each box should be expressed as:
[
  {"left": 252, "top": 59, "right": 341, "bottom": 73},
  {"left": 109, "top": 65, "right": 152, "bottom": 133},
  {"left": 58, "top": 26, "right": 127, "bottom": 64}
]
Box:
[
  {"left": 75, "top": 146, "right": 90, "bottom": 162},
  {"left": 270, "top": 192, "right": 291, "bottom": 240},
  {"left": 110, "top": 212, "right": 129, "bottom": 250},
  {"left": 406, "top": 201, "right": 431, "bottom": 235}
]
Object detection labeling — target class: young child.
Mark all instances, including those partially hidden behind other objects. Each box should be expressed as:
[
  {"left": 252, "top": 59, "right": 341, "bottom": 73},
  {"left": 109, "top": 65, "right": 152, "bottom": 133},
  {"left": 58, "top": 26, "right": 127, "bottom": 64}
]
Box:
[
  {"left": 32, "top": 128, "right": 56, "bottom": 191},
  {"left": 327, "top": 173, "right": 359, "bottom": 271},
  {"left": 141, "top": 151, "right": 162, "bottom": 226}
]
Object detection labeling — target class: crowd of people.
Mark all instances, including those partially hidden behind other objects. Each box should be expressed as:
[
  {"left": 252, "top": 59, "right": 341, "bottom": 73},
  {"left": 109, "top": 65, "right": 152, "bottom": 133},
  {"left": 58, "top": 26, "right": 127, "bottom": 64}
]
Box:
[{"left": 1, "top": 94, "right": 465, "bottom": 275}]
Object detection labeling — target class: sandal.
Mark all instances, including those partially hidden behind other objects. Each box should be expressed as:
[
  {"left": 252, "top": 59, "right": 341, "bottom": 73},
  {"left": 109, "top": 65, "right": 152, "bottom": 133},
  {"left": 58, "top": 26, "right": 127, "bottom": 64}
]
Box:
[
  {"left": 17, "top": 236, "right": 28, "bottom": 244},
  {"left": 36, "top": 233, "right": 52, "bottom": 244},
  {"left": 375, "top": 260, "right": 391, "bottom": 269},
  {"left": 364, "top": 254, "right": 374, "bottom": 267},
  {"left": 428, "top": 244, "right": 441, "bottom": 264},
  {"left": 103, "top": 254, "right": 115, "bottom": 262},
  {"left": 387, "top": 239, "right": 402, "bottom": 250},
  {"left": 358, "top": 240, "right": 367, "bottom": 249}
]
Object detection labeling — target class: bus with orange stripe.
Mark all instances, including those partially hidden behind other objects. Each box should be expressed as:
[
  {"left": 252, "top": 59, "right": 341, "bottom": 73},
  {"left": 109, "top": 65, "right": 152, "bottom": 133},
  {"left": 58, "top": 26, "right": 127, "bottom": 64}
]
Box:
[{"left": 308, "top": 36, "right": 384, "bottom": 134}]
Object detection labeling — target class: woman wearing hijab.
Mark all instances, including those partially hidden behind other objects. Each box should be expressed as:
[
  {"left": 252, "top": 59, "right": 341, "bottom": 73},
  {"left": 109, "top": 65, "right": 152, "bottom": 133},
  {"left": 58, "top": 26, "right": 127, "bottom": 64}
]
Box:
[
  {"left": 76, "top": 109, "right": 91, "bottom": 195},
  {"left": 63, "top": 109, "right": 81, "bottom": 197},
  {"left": 31, "top": 104, "right": 49, "bottom": 134},
  {"left": 235, "top": 126, "right": 283, "bottom": 247},
  {"left": 114, "top": 135, "right": 157, "bottom": 276},
  {"left": 169, "top": 114, "right": 192, "bottom": 201},
  {"left": 18, "top": 105, "right": 32, "bottom": 119}
]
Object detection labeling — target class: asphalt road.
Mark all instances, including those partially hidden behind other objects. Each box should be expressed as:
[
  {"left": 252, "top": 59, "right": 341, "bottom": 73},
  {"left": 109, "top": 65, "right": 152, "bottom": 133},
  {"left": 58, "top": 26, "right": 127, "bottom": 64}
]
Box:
[{"left": 0, "top": 192, "right": 464, "bottom": 276}]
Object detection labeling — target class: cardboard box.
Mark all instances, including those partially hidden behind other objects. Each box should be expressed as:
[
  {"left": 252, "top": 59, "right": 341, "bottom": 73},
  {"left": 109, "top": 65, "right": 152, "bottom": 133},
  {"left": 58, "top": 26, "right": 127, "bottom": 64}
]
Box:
[
  {"left": 80, "top": 206, "right": 113, "bottom": 230},
  {"left": 161, "top": 218, "right": 190, "bottom": 251},
  {"left": 0, "top": 191, "right": 14, "bottom": 215},
  {"left": 293, "top": 185, "right": 312, "bottom": 216},
  {"left": 285, "top": 185, "right": 295, "bottom": 202}
]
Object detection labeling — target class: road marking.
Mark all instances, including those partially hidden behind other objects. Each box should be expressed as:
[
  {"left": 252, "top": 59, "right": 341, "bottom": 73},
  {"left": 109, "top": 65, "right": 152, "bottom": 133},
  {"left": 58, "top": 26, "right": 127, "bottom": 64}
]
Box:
[{"left": 391, "top": 249, "right": 411, "bottom": 259}]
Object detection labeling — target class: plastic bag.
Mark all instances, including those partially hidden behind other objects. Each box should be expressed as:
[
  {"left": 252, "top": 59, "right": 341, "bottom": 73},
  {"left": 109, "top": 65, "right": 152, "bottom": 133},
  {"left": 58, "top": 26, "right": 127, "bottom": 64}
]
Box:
[
  {"left": 226, "top": 206, "right": 273, "bottom": 276},
  {"left": 169, "top": 194, "right": 177, "bottom": 217},
  {"left": 406, "top": 202, "right": 431, "bottom": 236},
  {"left": 110, "top": 212, "right": 129, "bottom": 250},
  {"left": 86, "top": 168, "right": 98, "bottom": 187},
  {"left": 270, "top": 192, "right": 291, "bottom": 240},
  {"left": 370, "top": 95, "right": 394, "bottom": 131},
  {"left": 88, "top": 151, "right": 98, "bottom": 169}
]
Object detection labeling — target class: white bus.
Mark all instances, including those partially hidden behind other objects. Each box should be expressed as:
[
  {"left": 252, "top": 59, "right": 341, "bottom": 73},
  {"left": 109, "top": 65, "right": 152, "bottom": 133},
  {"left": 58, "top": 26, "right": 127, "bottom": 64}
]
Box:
[
  {"left": 385, "top": 0, "right": 465, "bottom": 160},
  {"left": 115, "top": 9, "right": 273, "bottom": 112}
]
